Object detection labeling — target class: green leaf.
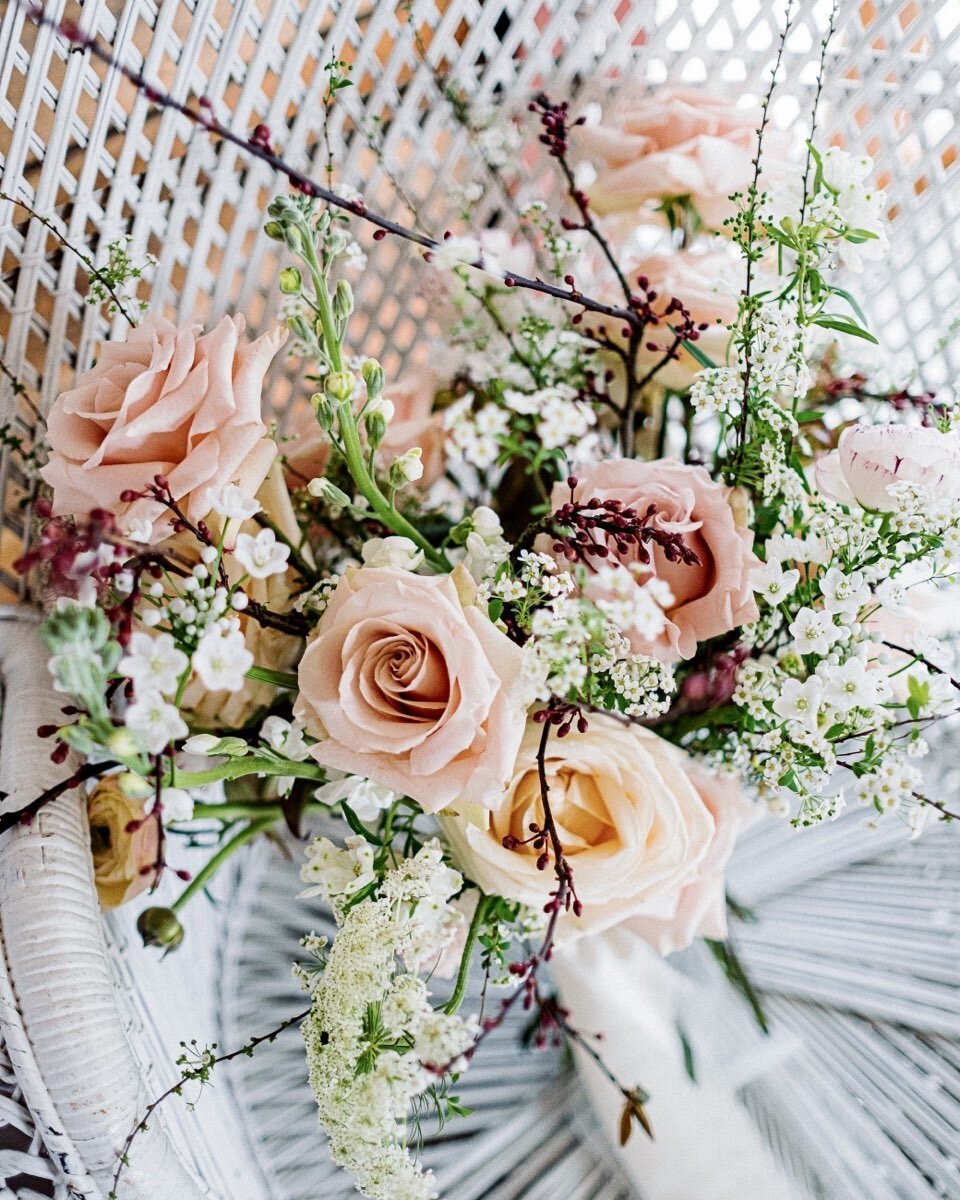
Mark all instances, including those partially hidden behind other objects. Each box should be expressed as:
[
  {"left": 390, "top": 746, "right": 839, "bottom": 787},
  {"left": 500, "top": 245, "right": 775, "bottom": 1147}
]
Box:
[
  {"left": 828, "top": 286, "right": 869, "bottom": 327},
  {"left": 796, "top": 410, "right": 825, "bottom": 424},
  {"left": 813, "top": 314, "right": 879, "bottom": 344},
  {"left": 487, "top": 597, "right": 504, "bottom": 623}
]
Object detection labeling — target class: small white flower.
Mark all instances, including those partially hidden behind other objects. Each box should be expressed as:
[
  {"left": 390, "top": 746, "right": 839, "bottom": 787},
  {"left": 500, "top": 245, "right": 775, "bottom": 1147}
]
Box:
[
  {"left": 392, "top": 447, "right": 424, "bottom": 482},
  {"left": 750, "top": 559, "right": 801, "bottom": 604},
  {"left": 789, "top": 606, "right": 845, "bottom": 656},
  {"left": 213, "top": 485, "right": 261, "bottom": 520},
  {"left": 125, "top": 693, "right": 189, "bottom": 754},
  {"left": 772, "top": 676, "right": 825, "bottom": 733},
  {"left": 192, "top": 623, "right": 253, "bottom": 692},
  {"left": 313, "top": 773, "right": 396, "bottom": 821},
  {"left": 260, "top": 715, "right": 311, "bottom": 761},
  {"left": 119, "top": 632, "right": 189, "bottom": 697},
  {"left": 818, "top": 566, "right": 870, "bottom": 617},
  {"left": 233, "top": 528, "right": 291, "bottom": 579},
  {"left": 820, "top": 658, "right": 887, "bottom": 712},
  {"left": 151, "top": 786, "right": 195, "bottom": 823},
  {"left": 299, "top": 834, "right": 377, "bottom": 901},
  {"left": 360, "top": 536, "right": 424, "bottom": 572}
]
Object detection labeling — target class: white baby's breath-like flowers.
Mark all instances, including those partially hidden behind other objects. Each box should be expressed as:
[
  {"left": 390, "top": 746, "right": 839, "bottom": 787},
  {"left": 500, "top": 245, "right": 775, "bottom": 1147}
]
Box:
[
  {"left": 192, "top": 621, "right": 254, "bottom": 692},
  {"left": 233, "top": 528, "right": 291, "bottom": 579},
  {"left": 213, "top": 484, "right": 262, "bottom": 521},
  {"left": 119, "top": 631, "right": 188, "bottom": 697}
]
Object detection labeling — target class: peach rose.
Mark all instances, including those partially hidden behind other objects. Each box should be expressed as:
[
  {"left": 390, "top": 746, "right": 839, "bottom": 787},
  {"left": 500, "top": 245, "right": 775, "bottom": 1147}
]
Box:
[
  {"left": 543, "top": 460, "right": 759, "bottom": 662},
  {"left": 626, "top": 761, "right": 757, "bottom": 954},
  {"left": 294, "top": 565, "right": 525, "bottom": 812},
  {"left": 440, "top": 715, "right": 734, "bottom": 946},
  {"left": 814, "top": 424, "right": 960, "bottom": 513},
  {"left": 87, "top": 779, "right": 159, "bottom": 909},
  {"left": 575, "top": 87, "right": 768, "bottom": 228},
  {"left": 41, "top": 314, "right": 285, "bottom": 543},
  {"left": 284, "top": 365, "right": 445, "bottom": 490}
]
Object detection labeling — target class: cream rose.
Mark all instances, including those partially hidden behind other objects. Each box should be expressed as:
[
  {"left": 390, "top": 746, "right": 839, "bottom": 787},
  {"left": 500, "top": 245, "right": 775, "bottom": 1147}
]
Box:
[
  {"left": 441, "top": 716, "right": 738, "bottom": 946},
  {"left": 575, "top": 87, "right": 775, "bottom": 228},
  {"left": 814, "top": 424, "right": 960, "bottom": 512},
  {"left": 41, "top": 313, "right": 285, "bottom": 543},
  {"left": 87, "top": 779, "right": 159, "bottom": 910},
  {"left": 541, "top": 460, "right": 759, "bottom": 662},
  {"left": 294, "top": 566, "right": 525, "bottom": 812},
  {"left": 284, "top": 365, "right": 445, "bottom": 490}
]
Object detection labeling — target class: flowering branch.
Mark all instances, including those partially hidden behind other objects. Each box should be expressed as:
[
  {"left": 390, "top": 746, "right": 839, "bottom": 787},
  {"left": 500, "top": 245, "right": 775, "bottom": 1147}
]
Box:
[
  {"left": 0, "top": 759, "right": 115, "bottom": 834},
  {"left": 23, "top": 4, "right": 640, "bottom": 331},
  {"left": 108, "top": 1010, "right": 309, "bottom": 1199},
  {"left": 544, "top": 476, "right": 702, "bottom": 572}
]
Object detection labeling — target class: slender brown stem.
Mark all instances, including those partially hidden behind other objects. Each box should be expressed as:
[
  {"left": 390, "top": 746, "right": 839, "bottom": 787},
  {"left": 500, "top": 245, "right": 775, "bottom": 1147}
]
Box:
[
  {"left": 109, "top": 1009, "right": 309, "bottom": 1198},
  {"left": 23, "top": 5, "right": 639, "bottom": 331},
  {"left": 0, "top": 759, "right": 116, "bottom": 835}
]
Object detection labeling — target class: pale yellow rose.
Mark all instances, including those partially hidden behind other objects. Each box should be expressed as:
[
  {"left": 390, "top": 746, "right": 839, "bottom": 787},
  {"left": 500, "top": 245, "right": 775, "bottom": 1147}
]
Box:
[
  {"left": 87, "top": 779, "right": 159, "bottom": 910},
  {"left": 440, "top": 715, "right": 728, "bottom": 946}
]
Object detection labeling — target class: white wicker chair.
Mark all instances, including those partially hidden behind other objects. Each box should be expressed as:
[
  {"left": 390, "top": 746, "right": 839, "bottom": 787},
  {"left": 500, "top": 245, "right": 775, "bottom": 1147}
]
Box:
[{"left": 0, "top": 1, "right": 958, "bottom": 1197}]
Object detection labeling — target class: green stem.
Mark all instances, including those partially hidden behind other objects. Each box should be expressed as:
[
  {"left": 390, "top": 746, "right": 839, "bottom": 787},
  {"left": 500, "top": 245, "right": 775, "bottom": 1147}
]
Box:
[
  {"left": 246, "top": 665, "right": 299, "bottom": 690},
  {"left": 169, "top": 756, "right": 326, "bottom": 789},
  {"left": 188, "top": 800, "right": 333, "bottom": 822},
  {"left": 172, "top": 817, "right": 276, "bottom": 912},
  {"left": 301, "top": 227, "right": 451, "bottom": 572},
  {"left": 443, "top": 893, "right": 494, "bottom": 1015}
]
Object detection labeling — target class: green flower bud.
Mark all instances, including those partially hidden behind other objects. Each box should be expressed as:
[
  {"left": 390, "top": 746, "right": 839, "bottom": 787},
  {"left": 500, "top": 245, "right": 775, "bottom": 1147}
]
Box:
[
  {"left": 333, "top": 278, "right": 354, "bottom": 321},
  {"left": 307, "top": 477, "right": 351, "bottom": 508},
  {"left": 264, "top": 220, "right": 285, "bottom": 241},
  {"left": 365, "top": 411, "right": 387, "bottom": 451},
  {"left": 324, "top": 371, "right": 355, "bottom": 405},
  {"left": 106, "top": 729, "right": 140, "bottom": 760},
  {"left": 361, "top": 358, "right": 385, "bottom": 400},
  {"left": 137, "top": 906, "right": 185, "bottom": 953},
  {"left": 278, "top": 266, "right": 302, "bottom": 295},
  {"left": 310, "top": 391, "right": 334, "bottom": 431}
]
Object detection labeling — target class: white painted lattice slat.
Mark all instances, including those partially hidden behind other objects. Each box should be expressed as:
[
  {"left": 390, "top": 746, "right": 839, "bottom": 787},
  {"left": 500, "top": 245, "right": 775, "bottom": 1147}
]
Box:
[
  {"left": 0, "top": 2, "right": 958, "bottom": 1199},
  {"left": 0, "top": 0, "right": 958, "bottom": 595}
]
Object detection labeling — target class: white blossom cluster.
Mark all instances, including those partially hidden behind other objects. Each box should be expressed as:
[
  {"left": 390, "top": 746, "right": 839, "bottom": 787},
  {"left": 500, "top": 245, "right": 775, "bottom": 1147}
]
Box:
[{"left": 300, "top": 840, "right": 475, "bottom": 1200}]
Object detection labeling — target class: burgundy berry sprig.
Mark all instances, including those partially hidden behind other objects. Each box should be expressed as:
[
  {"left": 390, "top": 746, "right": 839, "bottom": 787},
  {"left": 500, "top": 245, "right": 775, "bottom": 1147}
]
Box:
[{"left": 548, "top": 476, "right": 702, "bottom": 572}]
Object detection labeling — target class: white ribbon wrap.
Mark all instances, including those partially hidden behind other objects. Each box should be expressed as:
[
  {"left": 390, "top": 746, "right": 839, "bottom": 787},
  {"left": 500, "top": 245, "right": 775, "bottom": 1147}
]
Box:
[{"left": 553, "top": 927, "right": 803, "bottom": 1200}]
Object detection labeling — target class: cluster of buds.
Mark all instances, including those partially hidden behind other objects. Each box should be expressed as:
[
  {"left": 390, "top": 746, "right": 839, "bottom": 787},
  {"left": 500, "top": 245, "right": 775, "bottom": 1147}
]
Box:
[{"left": 549, "top": 477, "right": 702, "bottom": 571}]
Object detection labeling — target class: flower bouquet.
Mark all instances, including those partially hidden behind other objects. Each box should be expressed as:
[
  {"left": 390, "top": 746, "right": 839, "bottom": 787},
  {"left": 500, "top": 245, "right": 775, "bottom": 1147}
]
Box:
[{"left": 7, "top": 15, "right": 960, "bottom": 1200}]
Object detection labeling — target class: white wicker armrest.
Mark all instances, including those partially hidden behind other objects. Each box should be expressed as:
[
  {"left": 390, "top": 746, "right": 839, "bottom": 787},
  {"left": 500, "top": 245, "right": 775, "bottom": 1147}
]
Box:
[{"left": 0, "top": 613, "right": 206, "bottom": 1200}]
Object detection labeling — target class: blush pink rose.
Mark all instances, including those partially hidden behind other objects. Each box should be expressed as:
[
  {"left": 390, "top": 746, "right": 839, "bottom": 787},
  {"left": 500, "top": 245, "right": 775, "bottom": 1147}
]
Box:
[
  {"left": 575, "top": 87, "right": 774, "bottom": 228},
  {"left": 284, "top": 365, "right": 445, "bottom": 489},
  {"left": 294, "top": 566, "right": 525, "bottom": 813},
  {"left": 440, "top": 716, "right": 732, "bottom": 946},
  {"left": 543, "top": 460, "right": 760, "bottom": 662},
  {"left": 41, "top": 314, "right": 285, "bottom": 543},
  {"left": 626, "top": 761, "right": 757, "bottom": 954},
  {"left": 814, "top": 424, "right": 960, "bottom": 513}
]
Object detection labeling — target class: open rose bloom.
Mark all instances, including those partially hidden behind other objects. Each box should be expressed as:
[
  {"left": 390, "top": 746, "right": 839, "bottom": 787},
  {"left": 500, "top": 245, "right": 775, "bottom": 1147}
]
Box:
[
  {"left": 41, "top": 313, "right": 284, "bottom": 542},
  {"left": 441, "top": 716, "right": 754, "bottom": 949},
  {"left": 574, "top": 87, "right": 785, "bottom": 229}
]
